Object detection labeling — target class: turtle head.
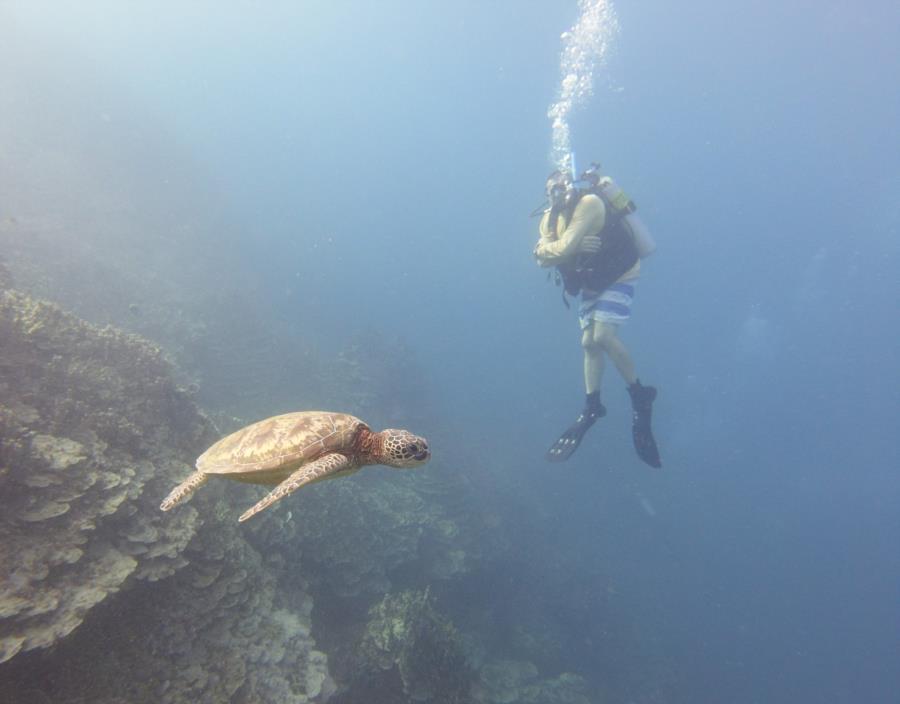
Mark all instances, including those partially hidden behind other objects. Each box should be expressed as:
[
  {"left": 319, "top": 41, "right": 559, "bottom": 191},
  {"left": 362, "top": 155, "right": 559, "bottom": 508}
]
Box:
[{"left": 375, "top": 429, "right": 431, "bottom": 469}]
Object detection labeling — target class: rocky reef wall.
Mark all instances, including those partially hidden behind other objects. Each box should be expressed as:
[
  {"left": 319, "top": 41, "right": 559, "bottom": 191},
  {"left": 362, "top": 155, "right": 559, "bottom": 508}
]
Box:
[
  {"left": 0, "top": 289, "right": 330, "bottom": 703},
  {"left": 0, "top": 289, "right": 211, "bottom": 663}
]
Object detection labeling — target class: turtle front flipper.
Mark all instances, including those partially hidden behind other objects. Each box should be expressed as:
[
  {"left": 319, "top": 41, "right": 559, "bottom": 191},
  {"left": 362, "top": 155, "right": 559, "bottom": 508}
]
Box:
[
  {"left": 160, "top": 470, "right": 209, "bottom": 511},
  {"left": 238, "top": 452, "right": 352, "bottom": 523}
]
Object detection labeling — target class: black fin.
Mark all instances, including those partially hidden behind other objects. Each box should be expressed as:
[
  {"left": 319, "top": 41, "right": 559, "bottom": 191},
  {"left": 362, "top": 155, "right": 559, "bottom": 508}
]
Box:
[
  {"left": 628, "top": 381, "right": 662, "bottom": 468},
  {"left": 546, "top": 404, "right": 606, "bottom": 462}
]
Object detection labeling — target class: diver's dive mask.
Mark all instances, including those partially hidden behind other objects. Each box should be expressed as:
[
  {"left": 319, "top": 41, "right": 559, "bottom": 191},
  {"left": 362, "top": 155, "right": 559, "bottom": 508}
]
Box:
[{"left": 545, "top": 170, "right": 572, "bottom": 208}]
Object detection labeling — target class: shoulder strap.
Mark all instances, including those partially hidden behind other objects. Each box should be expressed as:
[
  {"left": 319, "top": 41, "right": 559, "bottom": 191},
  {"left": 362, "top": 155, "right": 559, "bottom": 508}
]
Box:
[{"left": 591, "top": 188, "right": 627, "bottom": 230}]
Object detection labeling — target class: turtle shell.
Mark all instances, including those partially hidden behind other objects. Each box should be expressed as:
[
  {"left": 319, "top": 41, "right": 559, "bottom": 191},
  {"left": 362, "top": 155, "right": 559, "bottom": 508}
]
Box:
[{"left": 197, "top": 411, "right": 367, "bottom": 479}]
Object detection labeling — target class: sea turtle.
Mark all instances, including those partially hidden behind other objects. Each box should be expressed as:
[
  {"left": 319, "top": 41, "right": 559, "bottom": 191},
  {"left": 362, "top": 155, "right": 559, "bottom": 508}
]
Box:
[{"left": 160, "top": 411, "right": 430, "bottom": 522}]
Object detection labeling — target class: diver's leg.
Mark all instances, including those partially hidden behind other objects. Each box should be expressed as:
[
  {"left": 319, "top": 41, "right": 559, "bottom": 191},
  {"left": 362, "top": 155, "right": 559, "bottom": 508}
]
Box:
[
  {"left": 592, "top": 322, "right": 636, "bottom": 385},
  {"left": 583, "top": 325, "right": 605, "bottom": 393},
  {"left": 546, "top": 323, "right": 606, "bottom": 462},
  {"left": 592, "top": 323, "right": 661, "bottom": 468}
]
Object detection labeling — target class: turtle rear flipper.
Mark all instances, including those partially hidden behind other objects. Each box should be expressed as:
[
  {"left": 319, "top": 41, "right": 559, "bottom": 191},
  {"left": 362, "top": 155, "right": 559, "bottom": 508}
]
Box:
[
  {"left": 160, "top": 470, "right": 208, "bottom": 511},
  {"left": 238, "top": 452, "right": 351, "bottom": 522}
]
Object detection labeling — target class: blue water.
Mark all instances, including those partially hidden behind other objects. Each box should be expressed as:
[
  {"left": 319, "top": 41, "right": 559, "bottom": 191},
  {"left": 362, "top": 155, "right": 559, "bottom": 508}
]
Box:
[{"left": 3, "top": 1, "right": 899, "bottom": 702}]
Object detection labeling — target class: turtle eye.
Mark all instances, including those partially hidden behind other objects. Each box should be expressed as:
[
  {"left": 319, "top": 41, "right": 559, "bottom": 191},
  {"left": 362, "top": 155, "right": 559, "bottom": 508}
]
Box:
[{"left": 409, "top": 443, "right": 419, "bottom": 454}]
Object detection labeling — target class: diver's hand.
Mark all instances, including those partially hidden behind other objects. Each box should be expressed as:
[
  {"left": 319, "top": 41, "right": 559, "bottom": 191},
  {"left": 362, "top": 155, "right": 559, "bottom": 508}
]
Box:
[
  {"left": 580, "top": 235, "right": 602, "bottom": 254},
  {"left": 533, "top": 243, "right": 549, "bottom": 265}
]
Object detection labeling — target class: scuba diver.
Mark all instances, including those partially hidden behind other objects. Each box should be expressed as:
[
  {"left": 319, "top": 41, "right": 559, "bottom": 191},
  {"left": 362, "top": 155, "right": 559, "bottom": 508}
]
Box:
[{"left": 533, "top": 163, "right": 661, "bottom": 468}]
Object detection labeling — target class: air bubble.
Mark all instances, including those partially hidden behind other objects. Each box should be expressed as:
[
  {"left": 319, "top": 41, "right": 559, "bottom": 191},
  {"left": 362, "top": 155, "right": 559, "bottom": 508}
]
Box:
[{"left": 547, "top": 0, "right": 620, "bottom": 172}]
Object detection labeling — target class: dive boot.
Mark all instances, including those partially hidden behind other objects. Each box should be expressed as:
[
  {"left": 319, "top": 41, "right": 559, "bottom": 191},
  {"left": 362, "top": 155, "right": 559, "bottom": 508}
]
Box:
[
  {"left": 628, "top": 380, "right": 661, "bottom": 468},
  {"left": 546, "top": 392, "right": 606, "bottom": 462}
]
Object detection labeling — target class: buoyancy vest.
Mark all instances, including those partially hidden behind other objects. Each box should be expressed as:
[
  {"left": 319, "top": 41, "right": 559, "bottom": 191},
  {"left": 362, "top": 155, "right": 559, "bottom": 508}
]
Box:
[{"left": 551, "top": 188, "right": 639, "bottom": 300}]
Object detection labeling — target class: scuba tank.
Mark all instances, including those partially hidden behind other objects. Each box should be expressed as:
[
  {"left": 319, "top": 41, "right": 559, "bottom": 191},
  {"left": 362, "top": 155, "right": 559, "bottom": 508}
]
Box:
[
  {"left": 623, "top": 211, "right": 656, "bottom": 259},
  {"left": 596, "top": 176, "right": 657, "bottom": 259}
]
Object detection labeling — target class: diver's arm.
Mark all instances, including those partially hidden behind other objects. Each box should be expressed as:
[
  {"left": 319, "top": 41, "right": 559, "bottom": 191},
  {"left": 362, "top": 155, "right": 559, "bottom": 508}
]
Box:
[
  {"left": 533, "top": 211, "right": 557, "bottom": 265},
  {"left": 537, "top": 211, "right": 555, "bottom": 242},
  {"left": 534, "top": 195, "right": 605, "bottom": 265}
]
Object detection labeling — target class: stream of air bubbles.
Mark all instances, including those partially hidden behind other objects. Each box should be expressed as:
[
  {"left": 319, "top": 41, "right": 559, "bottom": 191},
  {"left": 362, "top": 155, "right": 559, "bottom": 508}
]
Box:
[{"left": 548, "top": 0, "right": 619, "bottom": 175}]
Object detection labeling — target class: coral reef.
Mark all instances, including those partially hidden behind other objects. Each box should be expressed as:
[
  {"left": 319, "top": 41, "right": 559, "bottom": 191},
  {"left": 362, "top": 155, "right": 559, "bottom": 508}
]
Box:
[
  {"left": 279, "top": 472, "right": 471, "bottom": 600},
  {"left": 133, "top": 515, "right": 331, "bottom": 704},
  {"left": 348, "top": 589, "right": 472, "bottom": 704},
  {"left": 0, "top": 289, "right": 212, "bottom": 664},
  {"left": 0, "top": 289, "right": 331, "bottom": 703},
  {"left": 473, "top": 660, "right": 592, "bottom": 704},
  {"left": 0, "top": 509, "right": 332, "bottom": 704}
]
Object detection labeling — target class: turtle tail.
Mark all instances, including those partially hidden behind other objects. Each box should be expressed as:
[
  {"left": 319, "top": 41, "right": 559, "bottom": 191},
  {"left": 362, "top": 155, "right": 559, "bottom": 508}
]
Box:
[{"left": 160, "top": 470, "right": 208, "bottom": 511}]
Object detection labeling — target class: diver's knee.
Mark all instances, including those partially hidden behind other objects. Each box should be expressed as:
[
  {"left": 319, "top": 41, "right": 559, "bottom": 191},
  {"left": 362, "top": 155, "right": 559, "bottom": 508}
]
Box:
[
  {"left": 581, "top": 330, "right": 601, "bottom": 353},
  {"left": 592, "top": 324, "right": 618, "bottom": 348}
]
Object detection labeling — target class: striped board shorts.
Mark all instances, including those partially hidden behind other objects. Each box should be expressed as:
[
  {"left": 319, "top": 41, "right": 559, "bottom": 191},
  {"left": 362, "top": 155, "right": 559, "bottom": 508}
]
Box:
[{"left": 579, "top": 281, "right": 637, "bottom": 329}]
